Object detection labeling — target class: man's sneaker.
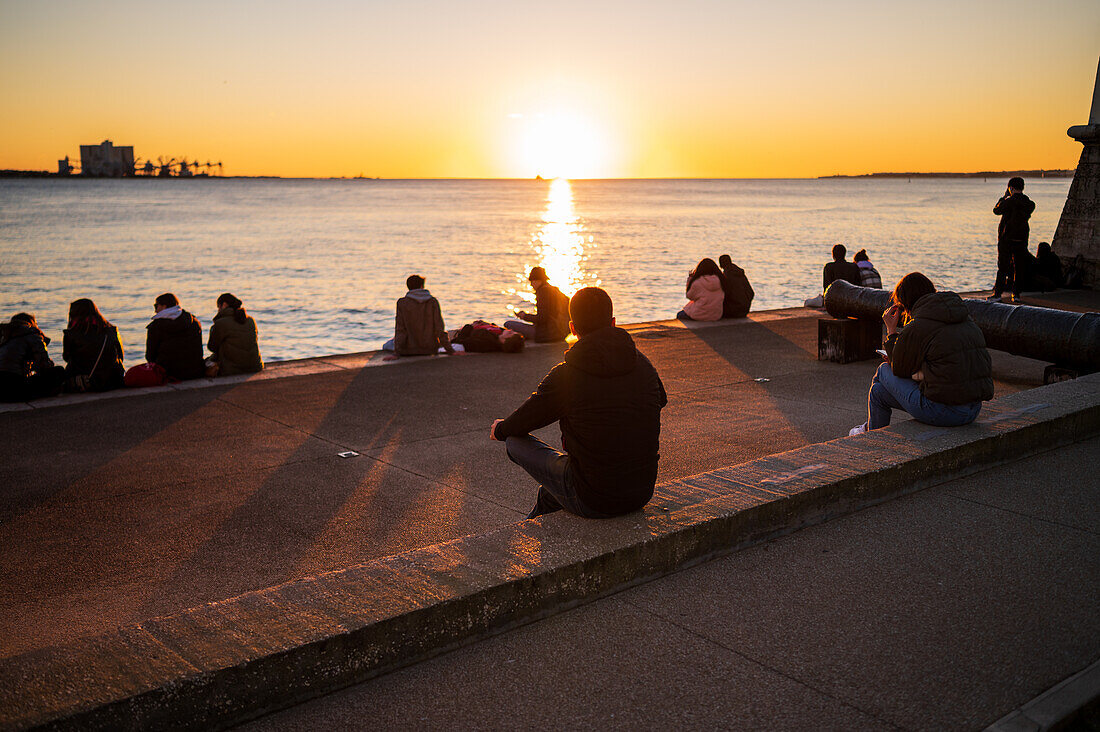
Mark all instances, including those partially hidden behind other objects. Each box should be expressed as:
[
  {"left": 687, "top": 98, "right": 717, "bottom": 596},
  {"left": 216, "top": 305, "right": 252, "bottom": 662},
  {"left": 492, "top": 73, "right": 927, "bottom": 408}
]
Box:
[
  {"left": 848, "top": 424, "right": 867, "bottom": 436},
  {"left": 986, "top": 294, "right": 1003, "bottom": 302}
]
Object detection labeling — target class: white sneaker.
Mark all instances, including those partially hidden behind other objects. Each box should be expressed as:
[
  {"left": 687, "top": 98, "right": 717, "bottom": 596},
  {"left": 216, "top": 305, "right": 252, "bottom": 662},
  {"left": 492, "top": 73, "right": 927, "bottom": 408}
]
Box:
[{"left": 848, "top": 424, "right": 867, "bottom": 436}]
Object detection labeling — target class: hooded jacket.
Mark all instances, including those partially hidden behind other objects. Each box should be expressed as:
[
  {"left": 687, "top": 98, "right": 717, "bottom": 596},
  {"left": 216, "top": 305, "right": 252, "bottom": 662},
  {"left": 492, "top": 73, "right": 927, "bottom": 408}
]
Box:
[
  {"left": 720, "top": 263, "right": 755, "bottom": 318},
  {"left": 994, "top": 192, "right": 1035, "bottom": 243},
  {"left": 0, "top": 322, "right": 54, "bottom": 376},
  {"left": 208, "top": 309, "right": 264, "bottom": 375},
  {"left": 63, "top": 325, "right": 125, "bottom": 390},
  {"left": 885, "top": 292, "right": 993, "bottom": 405},
  {"left": 682, "top": 274, "right": 724, "bottom": 321},
  {"left": 494, "top": 326, "right": 667, "bottom": 516},
  {"left": 395, "top": 289, "right": 453, "bottom": 356},
  {"left": 146, "top": 309, "right": 204, "bottom": 380}
]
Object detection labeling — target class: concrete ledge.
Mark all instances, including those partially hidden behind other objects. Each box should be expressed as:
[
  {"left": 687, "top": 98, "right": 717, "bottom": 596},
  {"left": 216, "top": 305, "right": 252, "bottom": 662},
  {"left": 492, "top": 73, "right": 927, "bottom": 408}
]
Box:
[
  {"left": 3, "top": 373, "right": 1099, "bottom": 731},
  {"left": 985, "top": 658, "right": 1100, "bottom": 732},
  {"left": 0, "top": 308, "right": 824, "bottom": 415}
]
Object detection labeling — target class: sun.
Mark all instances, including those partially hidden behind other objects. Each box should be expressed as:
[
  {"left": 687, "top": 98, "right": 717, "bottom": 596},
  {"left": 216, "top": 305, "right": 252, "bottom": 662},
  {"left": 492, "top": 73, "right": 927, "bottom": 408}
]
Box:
[{"left": 511, "top": 111, "right": 612, "bottom": 179}]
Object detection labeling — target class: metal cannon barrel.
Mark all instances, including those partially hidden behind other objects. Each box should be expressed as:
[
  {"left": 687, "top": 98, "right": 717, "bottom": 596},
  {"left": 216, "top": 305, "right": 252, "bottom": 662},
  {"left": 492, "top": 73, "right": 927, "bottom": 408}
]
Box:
[{"left": 823, "top": 279, "right": 1100, "bottom": 369}]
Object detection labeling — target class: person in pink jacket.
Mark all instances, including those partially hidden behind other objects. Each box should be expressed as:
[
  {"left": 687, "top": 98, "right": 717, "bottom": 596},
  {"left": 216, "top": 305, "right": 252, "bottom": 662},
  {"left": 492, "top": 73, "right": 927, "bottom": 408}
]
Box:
[{"left": 676, "top": 258, "right": 727, "bottom": 321}]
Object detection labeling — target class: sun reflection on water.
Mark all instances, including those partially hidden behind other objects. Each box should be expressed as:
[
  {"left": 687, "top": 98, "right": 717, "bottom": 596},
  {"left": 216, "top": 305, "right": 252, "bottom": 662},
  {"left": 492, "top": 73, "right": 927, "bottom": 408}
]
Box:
[{"left": 508, "top": 178, "right": 598, "bottom": 309}]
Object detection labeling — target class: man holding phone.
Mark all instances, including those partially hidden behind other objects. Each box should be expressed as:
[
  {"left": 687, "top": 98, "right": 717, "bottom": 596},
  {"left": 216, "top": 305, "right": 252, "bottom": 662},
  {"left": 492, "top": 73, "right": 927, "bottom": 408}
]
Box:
[{"left": 989, "top": 176, "right": 1035, "bottom": 304}]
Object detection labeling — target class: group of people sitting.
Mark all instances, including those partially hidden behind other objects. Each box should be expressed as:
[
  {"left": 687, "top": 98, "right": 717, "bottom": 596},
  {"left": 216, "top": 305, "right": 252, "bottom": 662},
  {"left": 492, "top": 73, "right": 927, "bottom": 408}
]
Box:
[
  {"left": 381, "top": 267, "right": 572, "bottom": 359},
  {"left": 0, "top": 292, "right": 263, "bottom": 403}
]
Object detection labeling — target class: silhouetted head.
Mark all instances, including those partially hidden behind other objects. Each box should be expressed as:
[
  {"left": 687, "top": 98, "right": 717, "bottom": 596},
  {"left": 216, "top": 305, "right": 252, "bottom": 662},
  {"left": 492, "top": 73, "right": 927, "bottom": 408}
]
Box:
[
  {"left": 528, "top": 267, "right": 548, "bottom": 285},
  {"left": 499, "top": 329, "right": 525, "bottom": 353},
  {"left": 1037, "top": 241, "right": 1052, "bottom": 256},
  {"left": 217, "top": 292, "right": 247, "bottom": 323},
  {"left": 154, "top": 293, "right": 179, "bottom": 312},
  {"left": 68, "top": 298, "right": 111, "bottom": 330},
  {"left": 1008, "top": 177, "right": 1025, "bottom": 191},
  {"left": 891, "top": 272, "right": 936, "bottom": 314},
  {"left": 11, "top": 312, "right": 37, "bottom": 329},
  {"left": 406, "top": 274, "right": 425, "bottom": 290},
  {"left": 569, "top": 287, "right": 614, "bottom": 337},
  {"left": 853, "top": 249, "right": 870, "bottom": 263},
  {"left": 832, "top": 244, "right": 847, "bottom": 261},
  {"left": 718, "top": 254, "right": 733, "bottom": 268}
]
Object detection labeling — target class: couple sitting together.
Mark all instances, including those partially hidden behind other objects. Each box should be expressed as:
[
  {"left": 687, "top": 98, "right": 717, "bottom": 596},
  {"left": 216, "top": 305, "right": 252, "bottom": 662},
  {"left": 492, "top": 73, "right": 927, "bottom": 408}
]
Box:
[{"left": 676, "top": 254, "right": 754, "bottom": 322}]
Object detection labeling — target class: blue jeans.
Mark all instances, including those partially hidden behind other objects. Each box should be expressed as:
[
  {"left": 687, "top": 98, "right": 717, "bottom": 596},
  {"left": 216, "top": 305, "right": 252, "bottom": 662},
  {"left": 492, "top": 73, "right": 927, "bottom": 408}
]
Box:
[
  {"left": 505, "top": 435, "right": 609, "bottom": 519},
  {"left": 502, "top": 320, "right": 536, "bottom": 340},
  {"left": 867, "top": 362, "right": 981, "bottom": 429}
]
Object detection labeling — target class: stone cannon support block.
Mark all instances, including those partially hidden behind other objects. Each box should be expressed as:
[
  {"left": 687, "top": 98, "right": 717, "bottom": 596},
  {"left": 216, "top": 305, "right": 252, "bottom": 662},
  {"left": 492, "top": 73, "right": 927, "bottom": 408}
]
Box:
[
  {"left": 818, "top": 317, "right": 883, "bottom": 363},
  {"left": 3, "top": 374, "right": 1099, "bottom": 732}
]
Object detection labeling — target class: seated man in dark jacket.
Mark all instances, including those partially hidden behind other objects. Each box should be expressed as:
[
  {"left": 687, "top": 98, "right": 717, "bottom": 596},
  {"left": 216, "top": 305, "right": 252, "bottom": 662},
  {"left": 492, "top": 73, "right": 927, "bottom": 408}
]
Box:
[
  {"left": 823, "top": 244, "right": 863, "bottom": 292},
  {"left": 718, "top": 254, "right": 755, "bottom": 318},
  {"left": 490, "top": 287, "right": 667, "bottom": 519},
  {"left": 146, "top": 293, "right": 205, "bottom": 381},
  {"left": 503, "top": 266, "right": 571, "bottom": 343}
]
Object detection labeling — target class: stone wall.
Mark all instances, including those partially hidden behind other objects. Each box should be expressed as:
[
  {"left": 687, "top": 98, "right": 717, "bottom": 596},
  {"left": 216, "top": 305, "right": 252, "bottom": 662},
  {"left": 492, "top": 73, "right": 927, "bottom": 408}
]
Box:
[{"left": 1052, "top": 139, "right": 1100, "bottom": 287}]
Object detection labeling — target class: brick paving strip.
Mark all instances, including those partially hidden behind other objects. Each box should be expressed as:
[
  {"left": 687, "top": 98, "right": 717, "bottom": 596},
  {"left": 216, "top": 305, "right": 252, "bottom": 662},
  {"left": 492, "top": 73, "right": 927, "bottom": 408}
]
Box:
[{"left": 2, "top": 371, "right": 1097, "bottom": 731}]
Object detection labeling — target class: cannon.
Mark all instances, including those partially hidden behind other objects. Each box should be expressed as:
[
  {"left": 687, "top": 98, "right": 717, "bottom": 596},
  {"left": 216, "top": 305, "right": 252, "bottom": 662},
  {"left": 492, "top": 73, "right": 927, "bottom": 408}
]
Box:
[{"left": 822, "top": 279, "right": 1100, "bottom": 374}]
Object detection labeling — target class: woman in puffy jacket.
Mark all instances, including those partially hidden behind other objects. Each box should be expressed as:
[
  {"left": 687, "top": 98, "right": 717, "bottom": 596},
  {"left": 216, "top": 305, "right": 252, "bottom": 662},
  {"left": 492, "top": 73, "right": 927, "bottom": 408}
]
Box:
[
  {"left": 207, "top": 293, "right": 263, "bottom": 376},
  {"left": 0, "top": 312, "right": 65, "bottom": 402},
  {"left": 850, "top": 272, "right": 993, "bottom": 435},
  {"left": 63, "top": 298, "right": 125, "bottom": 392},
  {"left": 676, "top": 258, "right": 727, "bottom": 322}
]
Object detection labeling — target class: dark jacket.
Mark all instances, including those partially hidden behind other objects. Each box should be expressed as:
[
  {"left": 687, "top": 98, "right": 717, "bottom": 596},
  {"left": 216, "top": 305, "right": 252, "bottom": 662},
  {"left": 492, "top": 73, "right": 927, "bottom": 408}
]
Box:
[
  {"left": 994, "top": 192, "right": 1035, "bottom": 243},
  {"left": 146, "top": 310, "right": 204, "bottom": 380},
  {"left": 531, "top": 283, "right": 570, "bottom": 342},
  {"left": 720, "top": 263, "right": 755, "bottom": 318},
  {"left": 884, "top": 292, "right": 993, "bottom": 405},
  {"left": 823, "top": 260, "right": 862, "bottom": 291},
  {"left": 494, "top": 326, "right": 667, "bottom": 515},
  {"left": 63, "top": 325, "right": 124, "bottom": 390},
  {"left": 395, "top": 289, "right": 453, "bottom": 356},
  {"left": 0, "top": 323, "right": 54, "bottom": 376},
  {"left": 208, "top": 309, "right": 263, "bottom": 375},
  {"left": 1037, "top": 250, "right": 1064, "bottom": 288}
]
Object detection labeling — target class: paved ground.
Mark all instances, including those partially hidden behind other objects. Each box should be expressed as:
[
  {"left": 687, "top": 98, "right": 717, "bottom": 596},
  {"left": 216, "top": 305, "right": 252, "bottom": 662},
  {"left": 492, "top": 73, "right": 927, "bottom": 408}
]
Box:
[
  {"left": 0, "top": 294, "right": 1084, "bottom": 658},
  {"left": 240, "top": 436, "right": 1100, "bottom": 731}
]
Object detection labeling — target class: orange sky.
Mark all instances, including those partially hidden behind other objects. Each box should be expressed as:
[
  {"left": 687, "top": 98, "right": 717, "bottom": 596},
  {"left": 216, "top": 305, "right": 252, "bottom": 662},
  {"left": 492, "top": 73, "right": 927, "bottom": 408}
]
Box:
[{"left": 1, "top": 0, "right": 1097, "bottom": 178}]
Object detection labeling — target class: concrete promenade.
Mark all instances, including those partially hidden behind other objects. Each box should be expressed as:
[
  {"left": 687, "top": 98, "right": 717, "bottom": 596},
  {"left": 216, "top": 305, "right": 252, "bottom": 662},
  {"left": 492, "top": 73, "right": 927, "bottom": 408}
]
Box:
[
  {"left": 1, "top": 290, "right": 1098, "bottom": 729},
  {"left": 0, "top": 300, "right": 1058, "bottom": 658},
  {"left": 243, "top": 436, "right": 1100, "bottom": 731}
]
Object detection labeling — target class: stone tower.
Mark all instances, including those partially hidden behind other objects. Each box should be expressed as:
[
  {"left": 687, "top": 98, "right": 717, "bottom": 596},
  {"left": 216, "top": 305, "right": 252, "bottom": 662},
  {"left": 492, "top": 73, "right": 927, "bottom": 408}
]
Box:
[{"left": 1052, "top": 56, "right": 1100, "bottom": 286}]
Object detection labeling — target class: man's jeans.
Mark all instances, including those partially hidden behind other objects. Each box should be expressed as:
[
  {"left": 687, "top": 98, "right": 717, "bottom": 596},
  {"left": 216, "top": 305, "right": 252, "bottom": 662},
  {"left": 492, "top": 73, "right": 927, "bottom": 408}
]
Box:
[
  {"left": 502, "top": 320, "right": 536, "bottom": 340},
  {"left": 867, "top": 362, "right": 981, "bottom": 430},
  {"left": 505, "top": 435, "right": 609, "bottom": 519}
]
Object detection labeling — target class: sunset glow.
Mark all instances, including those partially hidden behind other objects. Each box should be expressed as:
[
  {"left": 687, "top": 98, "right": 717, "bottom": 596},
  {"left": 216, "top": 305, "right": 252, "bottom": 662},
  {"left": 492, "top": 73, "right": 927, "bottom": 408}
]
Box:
[{"left": 0, "top": 1, "right": 1097, "bottom": 177}]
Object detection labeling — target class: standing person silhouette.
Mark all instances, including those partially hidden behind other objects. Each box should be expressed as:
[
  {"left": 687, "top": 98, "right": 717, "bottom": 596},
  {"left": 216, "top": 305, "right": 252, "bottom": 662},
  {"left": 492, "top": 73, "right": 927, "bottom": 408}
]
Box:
[{"left": 989, "top": 177, "right": 1035, "bottom": 304}]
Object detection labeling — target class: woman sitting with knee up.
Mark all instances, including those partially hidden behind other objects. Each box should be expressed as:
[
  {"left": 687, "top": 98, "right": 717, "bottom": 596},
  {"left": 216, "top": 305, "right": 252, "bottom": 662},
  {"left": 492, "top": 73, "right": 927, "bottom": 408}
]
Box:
[
  {"left": 0, "top": 313, "right": 65, "bottom": 402},
  {"left": 676, "top": 257, "right": 726, "bottom": 322},
  {"left": 850, "top": 272, "right": 993, "bottom": 435}
]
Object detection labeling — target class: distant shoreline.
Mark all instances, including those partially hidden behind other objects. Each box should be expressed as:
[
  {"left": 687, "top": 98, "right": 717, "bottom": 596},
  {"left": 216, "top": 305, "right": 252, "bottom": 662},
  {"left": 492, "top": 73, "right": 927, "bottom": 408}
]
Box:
[
  {"left": 819, "top": 169, "right": 1074, "bottom": 180},
  {"left": 0, "top": 169, "right": 1076, "bottom": 181}
]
